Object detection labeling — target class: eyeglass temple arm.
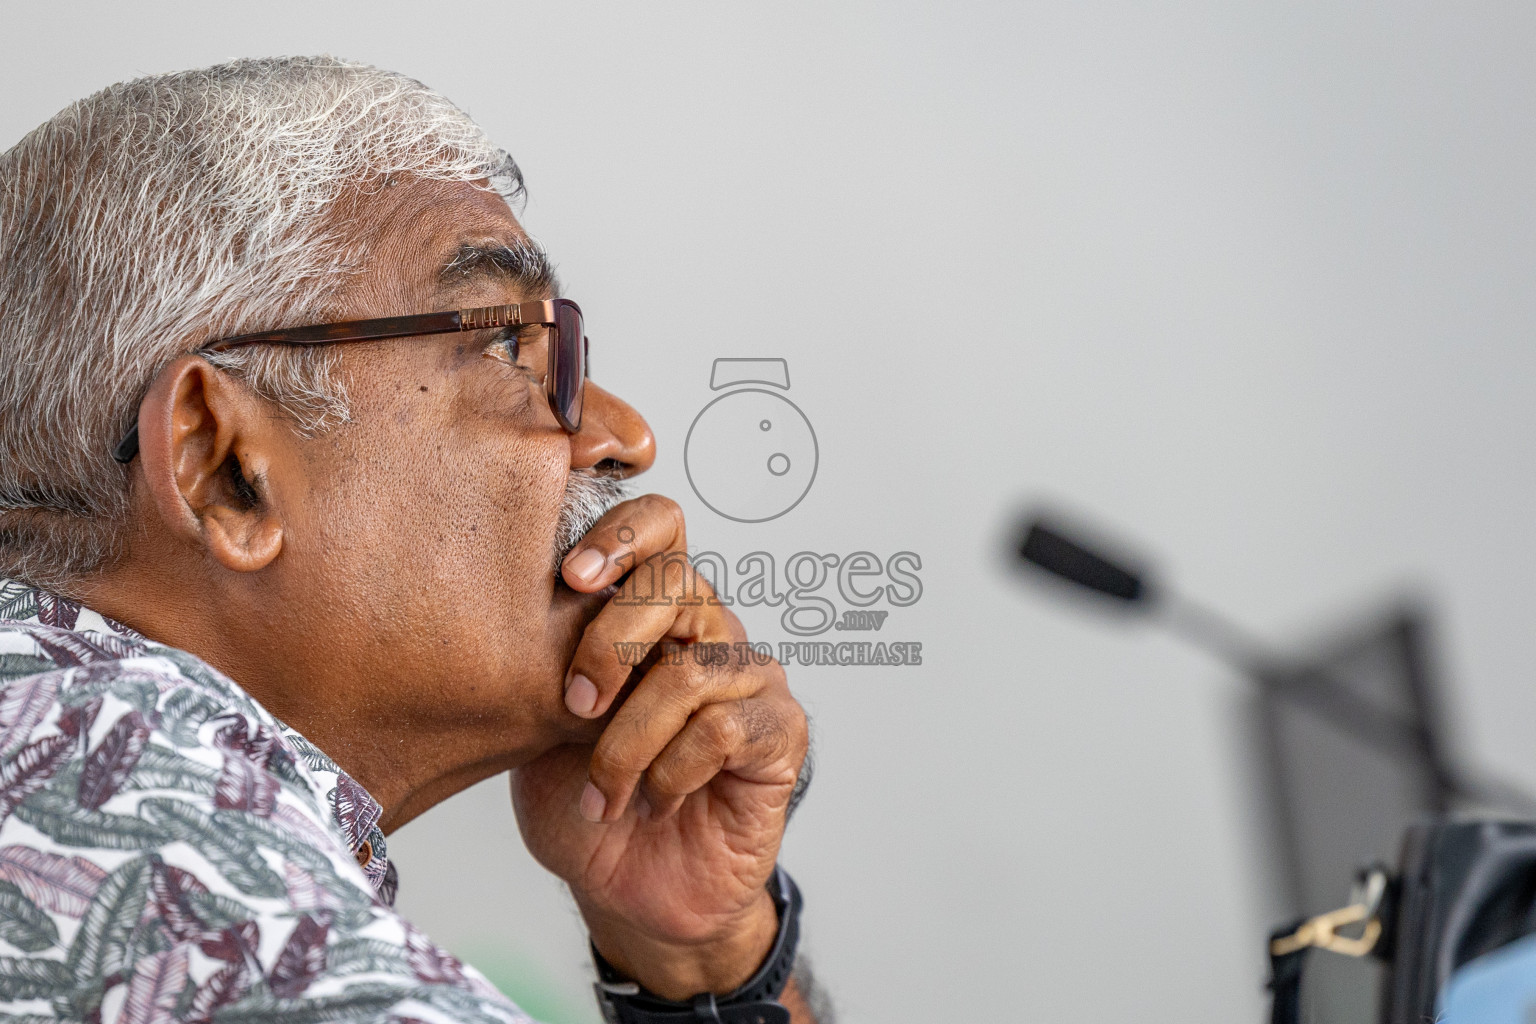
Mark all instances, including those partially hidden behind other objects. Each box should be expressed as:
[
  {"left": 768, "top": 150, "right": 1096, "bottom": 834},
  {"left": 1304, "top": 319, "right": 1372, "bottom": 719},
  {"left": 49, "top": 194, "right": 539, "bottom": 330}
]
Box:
[
  {"left": 200, "top": 303, "right": 553, "bottom": 352},
  {"left": 112, "top": 303, "right": 555, "bottom": 463}
]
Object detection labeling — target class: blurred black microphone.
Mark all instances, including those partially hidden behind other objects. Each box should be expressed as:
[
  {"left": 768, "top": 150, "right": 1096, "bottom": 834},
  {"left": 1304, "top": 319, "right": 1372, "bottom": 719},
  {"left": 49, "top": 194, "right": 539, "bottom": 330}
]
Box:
[
  {"left": 1018, "top": 520, "right": 1152, "bottom": 606},
  {"left": 1012, "top": 509, "right": 1536, "bottom": 813}
]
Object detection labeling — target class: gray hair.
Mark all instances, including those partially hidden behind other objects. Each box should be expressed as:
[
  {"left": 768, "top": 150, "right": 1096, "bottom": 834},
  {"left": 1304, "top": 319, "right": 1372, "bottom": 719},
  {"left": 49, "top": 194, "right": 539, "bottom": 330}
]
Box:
[{"left": 0, "top": 56, "right": 523, "bottom": 591}]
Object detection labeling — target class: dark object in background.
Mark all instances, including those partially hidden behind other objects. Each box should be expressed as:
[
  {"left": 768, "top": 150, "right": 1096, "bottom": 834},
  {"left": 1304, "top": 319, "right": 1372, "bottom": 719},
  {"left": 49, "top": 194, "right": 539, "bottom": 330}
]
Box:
[
  {"left": 1388, "top": 820, "right": 1536, "bottom": 1016},
  {"left": 1018, "top": 521, "right": 1150, "bottom": 604},
  {"left": 1247, "top": 607, "right": 1455, "bottom": 1023},
  {"left": 1268, "top": 820, "right": 1536, "bottom": 1023},
  {"left": 1254, "top": 610, "right": 1454, "bottom": 921},
  {"left": 1013, "top": 510, "right": 1536, "bottom": 1022}
]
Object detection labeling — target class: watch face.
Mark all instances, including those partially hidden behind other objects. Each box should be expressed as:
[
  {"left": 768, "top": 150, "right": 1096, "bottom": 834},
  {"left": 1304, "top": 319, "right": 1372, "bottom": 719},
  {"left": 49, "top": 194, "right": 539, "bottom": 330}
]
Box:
[{"left": 685, "top": 387, "right": 819, "bottom": 523}]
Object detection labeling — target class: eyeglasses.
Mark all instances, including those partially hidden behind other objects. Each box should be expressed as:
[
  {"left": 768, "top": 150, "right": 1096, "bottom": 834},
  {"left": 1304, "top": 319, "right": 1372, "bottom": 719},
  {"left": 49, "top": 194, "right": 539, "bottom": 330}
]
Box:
[{"left": 110, "top": 298, "right": 588, "bottom": 463}]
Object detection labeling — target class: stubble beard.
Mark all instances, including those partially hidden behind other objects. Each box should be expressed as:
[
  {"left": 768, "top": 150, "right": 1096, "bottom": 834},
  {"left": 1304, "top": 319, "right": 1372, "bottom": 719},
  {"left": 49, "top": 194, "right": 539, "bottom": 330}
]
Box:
[{"left": 552, "top": 472, "right": 631, "bottom": 573}]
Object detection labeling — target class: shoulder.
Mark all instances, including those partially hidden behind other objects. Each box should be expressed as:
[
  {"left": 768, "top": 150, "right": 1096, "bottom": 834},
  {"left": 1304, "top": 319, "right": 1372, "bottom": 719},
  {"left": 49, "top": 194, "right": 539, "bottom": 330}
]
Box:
[
  {"left": 0, "top": 611, "right": 531, "bottom": 1023},
  {"left": 0, "top": 613, "right": 350, "bottom": 855},
  {"left": 0, "top": 614, "right": 301, "bottom": 794},
  {"left": 0, "top": 615, "right": 361, "bottom": 888}
]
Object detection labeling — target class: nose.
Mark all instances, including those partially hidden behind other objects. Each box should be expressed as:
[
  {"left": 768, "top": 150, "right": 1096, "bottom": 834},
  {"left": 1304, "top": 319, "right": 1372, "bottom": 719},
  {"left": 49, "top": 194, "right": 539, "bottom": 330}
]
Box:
[{"left": 568, "top": 380, "right": 656, "bottom": 477}]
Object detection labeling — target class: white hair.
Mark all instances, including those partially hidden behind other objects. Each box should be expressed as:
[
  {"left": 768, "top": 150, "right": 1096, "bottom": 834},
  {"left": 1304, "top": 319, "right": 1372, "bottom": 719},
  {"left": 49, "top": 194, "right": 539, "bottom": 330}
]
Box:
[
  {"left": 0, "top": 56, "right": 523, "bottom": 591},
  {"left": 554, "top": 473, "right": 631, "bottom": 572}
]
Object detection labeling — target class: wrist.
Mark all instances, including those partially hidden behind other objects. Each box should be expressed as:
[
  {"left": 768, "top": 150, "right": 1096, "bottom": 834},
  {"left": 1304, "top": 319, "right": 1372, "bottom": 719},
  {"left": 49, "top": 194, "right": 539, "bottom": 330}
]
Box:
[{"left": 583, "top": 888, "right": 779, "bottom": 1000}]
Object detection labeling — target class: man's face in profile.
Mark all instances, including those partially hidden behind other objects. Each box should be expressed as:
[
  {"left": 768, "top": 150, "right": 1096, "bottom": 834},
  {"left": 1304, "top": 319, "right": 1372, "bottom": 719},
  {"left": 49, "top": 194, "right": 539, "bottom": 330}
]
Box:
[{"left": 253, "top": 174, "right": 656, "bottom": 770}]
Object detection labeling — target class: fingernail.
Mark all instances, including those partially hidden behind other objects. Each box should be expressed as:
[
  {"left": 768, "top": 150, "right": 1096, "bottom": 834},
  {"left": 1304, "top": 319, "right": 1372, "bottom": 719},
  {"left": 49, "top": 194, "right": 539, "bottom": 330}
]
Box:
[
  {"left": 566, "top": 548, "right": 606, "bottom": 583},
  {"left": 633, "top": 789, "right": 652, "bottom": 820},
  {"left": 565, "top": 674, "right": 599, "bottom": 717},
  {"left": 580, "top": 782, "right": 607, "bottom": 822}
]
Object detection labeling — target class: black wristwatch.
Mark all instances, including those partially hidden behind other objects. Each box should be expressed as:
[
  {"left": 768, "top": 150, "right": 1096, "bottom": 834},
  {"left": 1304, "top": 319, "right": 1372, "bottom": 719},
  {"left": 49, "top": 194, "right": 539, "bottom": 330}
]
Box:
[{"left": 591, "top": 865, "right": 802, "bottom": 1024}]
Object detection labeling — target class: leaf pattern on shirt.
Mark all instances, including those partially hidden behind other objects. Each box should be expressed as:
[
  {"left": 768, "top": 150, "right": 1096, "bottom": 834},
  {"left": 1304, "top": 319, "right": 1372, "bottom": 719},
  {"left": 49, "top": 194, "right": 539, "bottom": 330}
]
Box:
[
  {"left": 215, "top": 983, "right": 420, "bottom": 1024},
  {"left": 0, "top": 956, "right": 68, "bottom": 1000},
  {"left": 14, "top": 786, "right": 172, "bottom": 851},
  {"left": 204, "top": 923, "right": 262, "bottom": 968},
  {"left": 139, "top": 799, "right": 288, "bottom": 900},
  {"left": 211, "top": 716, "right": 280, "bottom": 815},
  {"left": 405, "top": 923, "right": 470, "bottom": 987},
  {"left": 268, "top": 913, "right": 329, "bottom": 998},
  {"left": 147, "top": 859, "right": 211, "bottom": 947},
  {"left": 283, "top": 861, "right": 344, "bottom": 916},
  {"left": 184, "top": 957, "right": 252, "bottom": 1024},
  {"left": 27, "top": 629, "right": 120, "bottom": 670},
  {"left": 0, "top": 878, "right": 59, "bottom": 952},
  {"left": 33, "top": 594, "right": 80, "bottom": 633},
  {"left": 0, "top": 583, "right": 535, "bottom": 1024},
  {"left": 68, "top": 855, "right": 154, "bottom": 981},
  {"left": 328, "top": 935, "right": 412, "bottom": 977},
  {"left": 120, "top": 943, "right": 190, "bottom": 1024},
  {"left": 0, "top": 846, "right": 106, "bottom": 916},
  {"left": 77, "top": 710, "right": 152, "bottom": 810},
  {"left": 58, "top": 694, "right": 103, "bottom": 747},
  {"left": 127, "top": 744, "right": 219, "bottom": 796},
  {"left": 0, "top": 581, "right": 38, "bottom": 622},
  {"left": 330, "top": 772, "right": 381, "bottom": 851},
  {"left": 0, "top": 735, "right": 75, "bottom": 820},
  {"left": 0, "top": 673, "right": 61, "bottom": 758}
]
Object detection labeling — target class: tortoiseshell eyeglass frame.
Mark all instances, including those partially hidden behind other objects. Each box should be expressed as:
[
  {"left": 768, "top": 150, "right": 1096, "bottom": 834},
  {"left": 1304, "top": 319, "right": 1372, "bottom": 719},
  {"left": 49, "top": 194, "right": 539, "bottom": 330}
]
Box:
[{"left": 110, "top": 298, "right": 588, "bottom": 464}]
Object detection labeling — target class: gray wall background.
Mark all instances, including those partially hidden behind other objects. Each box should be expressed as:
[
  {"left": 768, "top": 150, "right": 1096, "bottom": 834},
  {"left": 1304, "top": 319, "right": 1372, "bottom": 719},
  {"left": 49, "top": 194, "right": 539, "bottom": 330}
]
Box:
[{"left": 5, "top": 3, "right": 1536, "bottom": 1020}]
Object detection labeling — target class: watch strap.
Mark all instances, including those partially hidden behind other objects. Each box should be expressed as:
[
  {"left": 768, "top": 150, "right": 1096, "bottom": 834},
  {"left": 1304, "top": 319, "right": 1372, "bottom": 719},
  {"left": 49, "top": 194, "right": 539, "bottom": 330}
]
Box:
[{"left": 592, "top": 866, "right": 801, "bottom": 1024}]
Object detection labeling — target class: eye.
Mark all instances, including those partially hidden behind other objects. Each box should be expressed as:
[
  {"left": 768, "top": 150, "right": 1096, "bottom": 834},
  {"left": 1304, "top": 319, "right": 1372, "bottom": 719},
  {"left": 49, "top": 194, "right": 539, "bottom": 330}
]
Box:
[
  {"left": 491, "top": 328, "right": 520, "bottom": 364},
  {"left": 483, "top": 325, "right": 544, "bottom": 381}
]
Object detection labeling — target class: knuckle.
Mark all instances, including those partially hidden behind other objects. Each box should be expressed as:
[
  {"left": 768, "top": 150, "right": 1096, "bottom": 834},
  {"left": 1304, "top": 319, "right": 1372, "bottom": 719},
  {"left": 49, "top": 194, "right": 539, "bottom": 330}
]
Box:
[
  {"left": 576, "top": 628, "right": 628, "bottom": 685},
  {"left": 687, "top": 566, "right": 719, "bottom": 604},
  {"left": 589, "top": 741, "right": 639, "bottom": 784},
  {"left": 645, "top": 760, "right": 691, "bottom": 798},
  {"left": 638, "top": 492, "right": 680, "bottom": 522},
  {"left": 658, "top": 676, "right": 706, "bottom": 717},
  {"left": 699, "top": 704, "right": 747, "bottom": 752},
  {"left": 652, "top": 493, "right": 683, "bottom": 524},
  {"left": 641, "top": 493, "right": 686, "bottom": 542},
  {"left": 650, "top": 550, "right": 689, "bottom": 584}
]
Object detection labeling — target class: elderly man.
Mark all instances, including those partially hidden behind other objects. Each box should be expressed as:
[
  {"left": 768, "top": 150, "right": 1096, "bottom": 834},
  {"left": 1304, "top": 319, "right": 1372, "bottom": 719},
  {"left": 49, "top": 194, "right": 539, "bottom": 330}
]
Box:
[{"left": 0, "top": 57, "right": 822, "bottom": 1024}]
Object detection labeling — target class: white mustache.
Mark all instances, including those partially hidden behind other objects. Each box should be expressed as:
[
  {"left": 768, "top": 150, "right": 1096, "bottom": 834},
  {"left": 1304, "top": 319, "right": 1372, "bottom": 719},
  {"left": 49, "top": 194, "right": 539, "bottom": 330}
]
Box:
[{"left": 553, "top": 473, "right": 631, "bottom": 571}]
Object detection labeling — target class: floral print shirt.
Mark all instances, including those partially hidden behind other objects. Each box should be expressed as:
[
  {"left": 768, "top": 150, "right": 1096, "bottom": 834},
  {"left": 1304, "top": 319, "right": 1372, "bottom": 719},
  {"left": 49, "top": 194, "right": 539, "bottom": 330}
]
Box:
[{"left": 0, "top": 580, "right": 534, "bottom": 1024}]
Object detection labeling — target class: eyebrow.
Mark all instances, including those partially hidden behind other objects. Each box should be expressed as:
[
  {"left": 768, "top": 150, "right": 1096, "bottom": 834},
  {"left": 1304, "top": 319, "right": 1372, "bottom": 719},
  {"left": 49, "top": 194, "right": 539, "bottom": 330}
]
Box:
[{"left": 439, "top": 241, "right": 560, "bottom": 299}]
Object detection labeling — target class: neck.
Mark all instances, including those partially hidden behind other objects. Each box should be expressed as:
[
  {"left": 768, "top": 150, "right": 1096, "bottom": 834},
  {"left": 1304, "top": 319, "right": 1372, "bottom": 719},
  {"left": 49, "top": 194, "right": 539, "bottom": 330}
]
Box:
[{"left": 73, "top": 567, "right": 560, "bottom": 834}]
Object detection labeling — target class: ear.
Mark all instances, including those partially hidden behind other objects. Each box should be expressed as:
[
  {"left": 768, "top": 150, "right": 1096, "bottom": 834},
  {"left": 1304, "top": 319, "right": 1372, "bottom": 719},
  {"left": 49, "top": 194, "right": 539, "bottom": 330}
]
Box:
[{"left": 134, "top": 355, "right": 284, "bottom": 573}]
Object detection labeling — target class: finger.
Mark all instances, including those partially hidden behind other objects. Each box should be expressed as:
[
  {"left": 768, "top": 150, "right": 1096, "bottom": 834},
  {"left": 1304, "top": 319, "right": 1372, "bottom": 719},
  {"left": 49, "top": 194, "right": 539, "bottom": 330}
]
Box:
[
  {"left": 640, "top": 693, "right": 806, "bottom": 821},
  {"left": 581, "top": 656, "right": 774, "bottom": 823},
  {"left": 564, "top": 554, "right": 744, "bottom": 719},
  {"left": 560, "top": 493, "right": 687, "bottom": 592}
]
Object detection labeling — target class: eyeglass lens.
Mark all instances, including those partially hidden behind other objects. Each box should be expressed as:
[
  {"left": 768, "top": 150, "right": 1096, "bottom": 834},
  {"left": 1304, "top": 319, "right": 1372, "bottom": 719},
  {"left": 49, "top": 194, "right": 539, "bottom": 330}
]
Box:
[{"left": 551, "top": 299, "right": 585, "bottom": 432}]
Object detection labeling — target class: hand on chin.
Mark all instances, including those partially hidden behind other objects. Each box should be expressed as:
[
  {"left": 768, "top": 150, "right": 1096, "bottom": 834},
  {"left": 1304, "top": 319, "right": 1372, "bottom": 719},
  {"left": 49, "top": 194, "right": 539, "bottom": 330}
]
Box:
[{"left": 511, "top": 495, "right": 807, "bottom": 999}]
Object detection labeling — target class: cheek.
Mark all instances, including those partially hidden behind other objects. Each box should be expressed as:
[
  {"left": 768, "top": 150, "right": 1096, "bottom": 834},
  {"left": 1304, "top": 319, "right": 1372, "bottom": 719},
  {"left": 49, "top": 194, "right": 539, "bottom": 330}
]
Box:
[
  {"left": 451, "top": 433, "right": 570, "bottom": 585},
  {"left": 277, "top": 351, "right": 580, "bottom": 711},
  {"left": 287, "top": 407, "right": 572, "bottom": 638}
]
